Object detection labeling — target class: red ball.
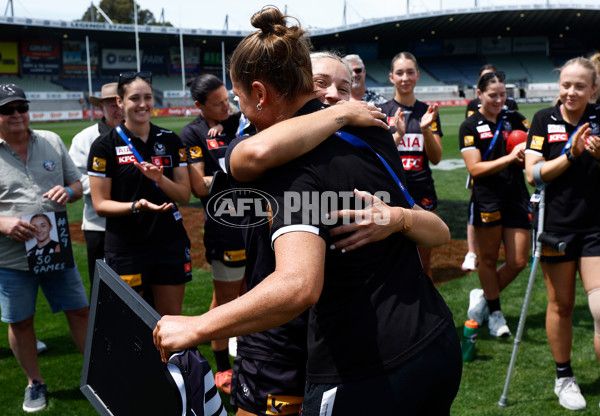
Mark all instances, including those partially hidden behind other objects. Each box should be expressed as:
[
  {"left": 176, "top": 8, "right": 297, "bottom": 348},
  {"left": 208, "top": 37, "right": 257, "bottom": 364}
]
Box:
[{"left": 507, "top": 130, "right": 528, "bottom": 153}]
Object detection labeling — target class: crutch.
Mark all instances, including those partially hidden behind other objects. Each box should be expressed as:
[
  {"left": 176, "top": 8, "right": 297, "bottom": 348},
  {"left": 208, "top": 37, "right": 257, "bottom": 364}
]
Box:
[{"left": 498, "top": 162, "right": 566, "bottom": 408}]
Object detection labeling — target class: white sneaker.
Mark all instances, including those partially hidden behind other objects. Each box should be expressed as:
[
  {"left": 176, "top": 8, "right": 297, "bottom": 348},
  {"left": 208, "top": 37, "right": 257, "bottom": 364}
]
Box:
[
  {"left": 461, "top": 252, "right": 478, "bottom": 271},
  {"left": 554, "top": 377, "right": 587, "bottom": 410},
  {"left": 467, "top": 288, "right": 488, "bottom": 326},
  {"left": 488, "top": 310, "right": 511, "bottom": 337},
  {"left": 36, "top": 339, "right": 48, "bottom": 354}
]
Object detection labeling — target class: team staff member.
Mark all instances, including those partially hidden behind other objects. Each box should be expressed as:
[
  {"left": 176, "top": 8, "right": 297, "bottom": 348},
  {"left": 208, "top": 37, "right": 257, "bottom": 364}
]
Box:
[
  {"left": 525, "top": 57, "right": 600, "bottom": 411},
  {"left": 0, "top": 83, "right": 89, "bottom": 413},
  {"left": 154, "top": 7, "right": 461, "bottom": 415},
  {"left": 179, "top": 74, "right": 246, "bottom": 395},
  {"left": 69, "top": 82, "right": 124, "bottom": 282},
  {"left": 462, "top": 64, "right": 521, "bottom": 272},
  {"left": 88, "top": 72, "right": 192, "bottom": 316},
  {"left": 459, "top": 71, "right": 530, "bottom": 338},
  {"left": 380, "top": 52, "right": 443, "bottom": 279}
]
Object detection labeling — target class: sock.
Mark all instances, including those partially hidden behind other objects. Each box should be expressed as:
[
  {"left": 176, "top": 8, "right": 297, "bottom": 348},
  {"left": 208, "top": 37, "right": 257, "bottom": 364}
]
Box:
[
  {"left": 486, "top": 297, "right": 501, "bottom": 314},
  {"left": 556, "top": 360, "right": 573, "bottom": 379},
  {"left": 214, "top": 348, "right": 231, "bottom": 373}
]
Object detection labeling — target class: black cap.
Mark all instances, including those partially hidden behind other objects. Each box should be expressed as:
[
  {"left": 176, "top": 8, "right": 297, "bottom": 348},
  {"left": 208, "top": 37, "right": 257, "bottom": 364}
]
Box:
[{"left": 0, "top": 83, "right": 28, "bottom": 106}]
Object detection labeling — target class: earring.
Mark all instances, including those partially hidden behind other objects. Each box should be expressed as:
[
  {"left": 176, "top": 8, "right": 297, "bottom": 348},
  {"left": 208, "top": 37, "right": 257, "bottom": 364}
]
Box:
[{"left": 256, "top": 103, "right": 262, "bottom": 111}]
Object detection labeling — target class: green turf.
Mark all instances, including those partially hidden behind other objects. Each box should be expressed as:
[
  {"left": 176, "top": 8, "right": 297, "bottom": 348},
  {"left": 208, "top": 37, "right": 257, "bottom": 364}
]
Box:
[{"left": 2, "top": 104, "right": 592, "bottom": 415}]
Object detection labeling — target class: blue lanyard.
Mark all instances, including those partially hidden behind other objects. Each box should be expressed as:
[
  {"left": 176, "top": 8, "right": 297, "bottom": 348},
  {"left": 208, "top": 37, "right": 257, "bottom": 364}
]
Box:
[
  {"left": 481, "top": 120, "right": 503, "bottom": 161},
  {"left": 560, "top": 121, "right": 585, "bottom": 155},
  {"left": 116, "top": 125, "right": 145, "bottom": 163},
  {"left": 115, "top": 126, "right": 182, "bottom": 220},
  {"left": 334, "top": 130, "right": 415, "bottom": 208}
]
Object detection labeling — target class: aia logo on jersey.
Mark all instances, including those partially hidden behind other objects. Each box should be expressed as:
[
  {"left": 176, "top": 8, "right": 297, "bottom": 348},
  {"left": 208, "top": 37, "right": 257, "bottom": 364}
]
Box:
[
  {"left": 479, "top": 131, "right": 493, "bottom": 140},
  {"left": 207, "top": 139, "right": 225, "bottom": 149},
  {"left": 152, "top": 155, "right": 172, "bottom": 167},
  {"left": 548, "top": 133, "right": 568, "bottom": 143},
  {"left": 115, "top": 146, "right": 132, "bottom": 156},
  {"left": 396, "top": 134, "right": 424, "bottom": 152},
  {"left": 401, "top": 155, "right": 423, "bottom": 170},
  {"left": 117, "top": 155, "right": 136, "bottom": 165}
]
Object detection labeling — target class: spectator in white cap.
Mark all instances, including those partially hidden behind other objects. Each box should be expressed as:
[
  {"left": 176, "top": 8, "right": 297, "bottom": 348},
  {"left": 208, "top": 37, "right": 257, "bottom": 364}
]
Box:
[{"left": 69, "top": 82, "right": 124, "bottom": 282}]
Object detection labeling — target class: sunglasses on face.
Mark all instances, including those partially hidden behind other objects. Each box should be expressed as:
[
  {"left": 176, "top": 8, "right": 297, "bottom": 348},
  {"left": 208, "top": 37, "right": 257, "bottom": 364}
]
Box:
[
  {"left": 0, "top": 103, "right": 29, "bottom": 116},
  {"left": 352, "top": 67, "right": 364, "bottom": 74},
  {"left": 118, "top": 71, "right": 153, "bottom": 88}
]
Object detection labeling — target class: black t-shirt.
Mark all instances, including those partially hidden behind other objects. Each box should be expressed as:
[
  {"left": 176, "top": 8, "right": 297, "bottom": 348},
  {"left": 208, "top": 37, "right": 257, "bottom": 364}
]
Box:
[
  {"left": 379, "top": 99, "right": 442, "bottom": 202},
  {"left": 180, "top": 114, "right": 246, "bottom": 266},
  {"left": 87, "top": 122, "right": 189, "bottom": 253},
  {"left": 465, "top": 97, "right": 519, "bottom": 119},
  {"left": 262, "top": 99, "right": 452, "bottom": 383},
  {"left": 224, "top": 137, "right": 308, "bottom": 366},
  {"left": 526, "top": 103, "right": 600, "bottom": 232},
  {"left": 459, "top": 110, "right": 530, "bottom": 203}
]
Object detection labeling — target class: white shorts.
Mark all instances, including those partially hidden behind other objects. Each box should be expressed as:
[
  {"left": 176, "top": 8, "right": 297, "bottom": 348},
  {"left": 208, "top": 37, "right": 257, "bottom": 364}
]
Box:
[{"left": 211, "top": 260, "right": 245, "bottom": 282}]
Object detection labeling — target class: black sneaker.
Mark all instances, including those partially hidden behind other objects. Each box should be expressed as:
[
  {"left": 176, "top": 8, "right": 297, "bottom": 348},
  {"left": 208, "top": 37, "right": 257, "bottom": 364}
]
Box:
[{"left": 23, "top": 381, "right": 47, "bottom": 413}]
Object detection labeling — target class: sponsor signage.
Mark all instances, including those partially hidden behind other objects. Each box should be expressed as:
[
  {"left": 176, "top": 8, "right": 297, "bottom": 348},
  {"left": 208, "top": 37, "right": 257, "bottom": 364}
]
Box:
[
  {"left": 102, "top": 48, "right": 137, "bottom": 70},
  {"left": 62, "top": 40, "right": 98, "bottom": 76},
  {"left": 0, "top": 41, "right": 19, "bottom": 74},
  {"left": 169, "top": 46, "right": 200, "bottom": 73},
  {"left": 21, "top": 40, "right": 60, "bottom": 75}
]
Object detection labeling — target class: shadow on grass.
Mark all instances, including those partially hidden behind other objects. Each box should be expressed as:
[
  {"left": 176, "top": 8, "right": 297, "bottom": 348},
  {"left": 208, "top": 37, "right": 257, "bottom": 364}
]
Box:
[{"left": 437, "top": 199, "right": 469, "bottom": 240}]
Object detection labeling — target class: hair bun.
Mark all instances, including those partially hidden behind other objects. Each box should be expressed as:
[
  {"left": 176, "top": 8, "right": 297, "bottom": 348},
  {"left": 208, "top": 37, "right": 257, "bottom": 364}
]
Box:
[{"left": 251, "top": 6, "right": 287, "bottom": 35}]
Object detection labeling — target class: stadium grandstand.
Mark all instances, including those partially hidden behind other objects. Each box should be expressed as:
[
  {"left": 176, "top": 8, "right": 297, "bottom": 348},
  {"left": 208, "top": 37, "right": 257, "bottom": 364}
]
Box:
[{"left": 0, "top": 2, "right": 599, "bottom": 121}]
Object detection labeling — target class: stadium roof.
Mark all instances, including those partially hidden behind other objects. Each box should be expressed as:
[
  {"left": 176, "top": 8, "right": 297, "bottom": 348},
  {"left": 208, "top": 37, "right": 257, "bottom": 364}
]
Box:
[
  {"left": 0, "top": 3, "right": 598, "bottom": 51},
  {"left": 308, "top": 4, "right": 600, "bottom": 46}
]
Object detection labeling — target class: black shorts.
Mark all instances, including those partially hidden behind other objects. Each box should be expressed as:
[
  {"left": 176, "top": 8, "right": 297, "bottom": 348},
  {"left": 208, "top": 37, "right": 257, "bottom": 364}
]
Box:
[
  {"left": 104, "top": 243, "right": 192, "bottom": 291},
  {"left": 471, "top": 196, "right": 530, "bottom": 229},
  {"left": 301, "top": 323, "right": 462, "bottom": 416},
  {"left": 231, "top": 355, "right": 305, "bottom": 416},
  {"left": 541, "top": 230, "right": 600, "bottom": 263}
]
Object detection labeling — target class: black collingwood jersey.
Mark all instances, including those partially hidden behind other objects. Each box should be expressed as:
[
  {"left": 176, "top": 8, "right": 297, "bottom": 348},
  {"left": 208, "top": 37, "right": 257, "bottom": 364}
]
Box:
[
  {"left": 526, "top": 103, "right": 600, "bottom": 232},
  {"left": 87, "top": 122, "right": 189, "bottom": 252},
  {"left": 263, "top": 99, "right": 452, "bottom": 384},
  {"left": 380, "top": 99, "right": 442, "bottom": 201},
  {"left": 180, "top": 114, "right": 246, "bottom": 267},
  {"left": 460, "top": 110, "right": 530, "bottom": 203}
]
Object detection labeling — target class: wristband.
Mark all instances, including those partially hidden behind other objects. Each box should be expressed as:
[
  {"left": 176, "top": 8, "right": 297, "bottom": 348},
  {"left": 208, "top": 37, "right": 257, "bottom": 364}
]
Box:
[
  {"left": 131, "top": 200, "right": 140, "bottom": 214},
  {"left": 401, "top": 208, "right": 413, "bottom": 233},
  {"left": 65, "top": 186, "right": 73, "bottom": 200},
  {"left": 566, "top": 149, "right": 575, "bottom": 163}
]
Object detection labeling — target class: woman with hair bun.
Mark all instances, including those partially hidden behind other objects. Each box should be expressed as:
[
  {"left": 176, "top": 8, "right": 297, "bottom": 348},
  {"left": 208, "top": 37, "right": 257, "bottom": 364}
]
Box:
[
  {"left": 154, "top": 7, "right": 460, "bottom": 415},
  {"left": 179, "top": 74, "right": 247, "bottom": 395}
]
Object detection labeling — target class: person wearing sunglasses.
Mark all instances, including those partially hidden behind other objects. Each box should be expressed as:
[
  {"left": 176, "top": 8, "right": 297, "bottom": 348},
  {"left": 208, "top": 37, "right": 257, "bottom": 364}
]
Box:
[
  {"left": 69, "top": 82, "right": 124, "bottom": 284},
  {"left": 88, "top": 72, "right": 192, "bottom": 317},
  {"left": 343, "top": 54, "right": 387, "bottom": 106},
  {"left": 459, "top": 71, "right": 531, "bottom": 339},
  {"left": 0, "top": 83, "right": 89, "bottom": 413}
]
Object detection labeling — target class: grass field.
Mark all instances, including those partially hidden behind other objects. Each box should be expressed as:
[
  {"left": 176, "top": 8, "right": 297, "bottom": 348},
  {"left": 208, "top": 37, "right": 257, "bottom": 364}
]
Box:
[{"left": 2, "top": 104, "right": 598, "bottom": 415}]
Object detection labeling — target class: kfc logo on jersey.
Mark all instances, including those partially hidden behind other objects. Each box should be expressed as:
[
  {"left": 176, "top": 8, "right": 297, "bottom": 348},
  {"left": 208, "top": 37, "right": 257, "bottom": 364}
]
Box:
[
  {"left": 548, "top": 133, "right": 568, "bottom": 143},
  {"left": 117, "top": 155, "right": 136, "bottom": 165},
  {"left": 401, "top": 155, "right": 423, "bottom": 170},
  {"left": 479, "top": 131, "right": 494, "bottom": 140},
  {"left": 115, "top": 146, "right": 132, "bottom": 156},
  {"left": 396, "top": 134, "right": 423, "bottom": 152},
  {"left": 548, "top": 124, "right": 566, "bottom": 134}
]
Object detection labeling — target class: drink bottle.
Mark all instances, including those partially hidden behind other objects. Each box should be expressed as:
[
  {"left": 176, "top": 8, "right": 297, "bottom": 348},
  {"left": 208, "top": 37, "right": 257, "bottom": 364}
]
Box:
[{"left": 462, "top": 319, "right": 479, "bottom": 362}]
